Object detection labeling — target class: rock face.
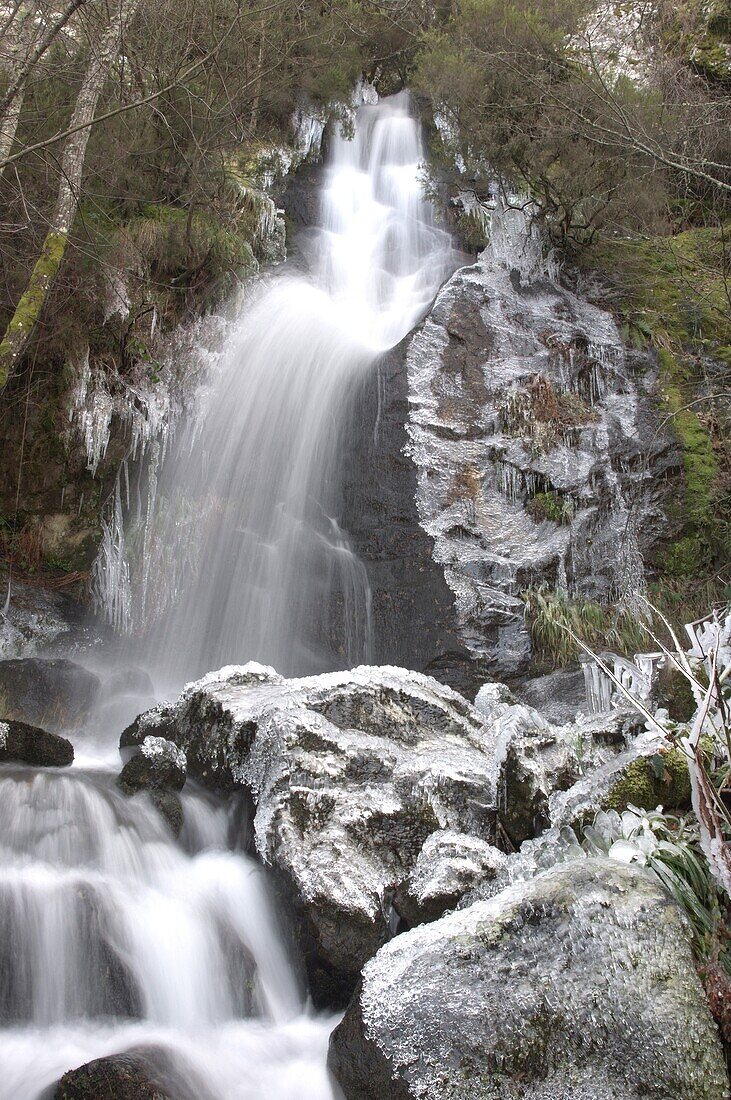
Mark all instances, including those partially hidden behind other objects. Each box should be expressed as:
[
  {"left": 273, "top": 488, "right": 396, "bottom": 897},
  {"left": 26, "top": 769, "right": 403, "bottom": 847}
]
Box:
[
  {"left": 405, "top": 206, "right": 678, "bottom": 673},
  {"left": 121, "top": 664, "right": 499, "bottom": 1005},
  {"left": 0, "top": 657, "right": 100, "bottom": 728},
  {"left": 329, "top": 858, "right": 730, "bottom": 1100},
  {"left": 336, "top": 336, "right": 484, "bottom": 696},
  {"left": 0, "top": 718, "right": 73, "bottom": 767},
  {"left": 53, "top": 1047, "right": 209, "bottom": 1100}
]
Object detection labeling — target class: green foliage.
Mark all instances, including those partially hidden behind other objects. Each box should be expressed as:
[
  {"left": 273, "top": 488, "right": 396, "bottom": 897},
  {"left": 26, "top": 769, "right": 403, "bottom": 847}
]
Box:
[
  {"left": 584, "top": 805, "right": 730, "bottom": 978},
  {"left": 523, "top": 586, "right": 648, "bottom": 666},
  {"left": 120, "top": 205, "right": 257, "bottom": 313},
  {"left": 414, "top": 0, "right": 674, "bottom": 246}
]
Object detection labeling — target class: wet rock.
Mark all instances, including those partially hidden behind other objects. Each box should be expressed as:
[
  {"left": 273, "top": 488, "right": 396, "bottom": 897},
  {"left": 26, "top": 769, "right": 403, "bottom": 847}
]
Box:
[
  {"left": 0, "top": 718, "right": 73, "bottom": 767},
  {"left": 550, "top": 736, "right": 692, "bottom": 828},
  {"left": 329, "top": 859, "right": 729, "bottom": 1100},
  {"left": 494, "top": 704, "right": 642, "bottom": 848},
  {"left": 514, "top": 666, "right": 589, "bottom": 724},
  {"left": 149, "top": 788, "right": 184, "bottom": 838},
  {"left": 118, "top": 736, "right": 187, "bottom": 794},
  {"left": 404, "top": 211, "right": 678, "bottom": 674},
  {"left": 122, "top": 663, "right": 499, "bottom": 1006},
  {"left": 393, "top": 830, "right": 505, "bottom": 927},
  {"left": 0, "top": 657, "right": 99, "bottom": 728},
  {"left": 53, "top": 1046, "right": 210, "bottom": 1100},
  {"left": 0, "top": 576, "right": 90, "bottom": 660},
  {"left": 118, "top": 736, "right": 186, "bottom": 838}
]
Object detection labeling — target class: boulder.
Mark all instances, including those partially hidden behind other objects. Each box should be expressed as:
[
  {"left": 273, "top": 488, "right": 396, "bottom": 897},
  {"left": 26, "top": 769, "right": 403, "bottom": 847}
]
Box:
[
  {"left": 497, "top": 705, "right": 648, "bottom": 847},
  {"left": 118, "top": 736, "right": 187, "bottom": 794},
  {"left": 53, "top": 1046, "right": 210, "bottom": 1100},
  {"left": 0, "top": 718, "right": 73, "bottom": 767},
  {"left": 550, "top": 737, "right": 692, "bottom": 829},
  {"left": 329, "top": 858, "right": 729, "bottom": 1100},
  {"left": 0, "top": 657, "right": 99, "bottom": 728},
  {"left": 513, "top": 666, "right": 589, "bottom": 724},
  {"left": 118, "top": 736, "right": 187, "bottom": 838},
  {"left": 121, "top": 663, "right": 499, "bottom": 1006},
  {"left": 393, "top": 830, "right": 505, "bottom": 927}
]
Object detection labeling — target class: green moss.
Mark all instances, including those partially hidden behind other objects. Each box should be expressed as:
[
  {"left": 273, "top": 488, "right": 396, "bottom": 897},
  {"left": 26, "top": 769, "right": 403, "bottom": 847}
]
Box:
[
  {"left": 657, "top": 348, "right": 718, "bottom": 527},
  {"left": 0, "top": 229, "right": 68, "bottom": 386},
  {"left": 526, "top": 490, "right": 573, "bottom": 525},
  {"left": 585, "top": 227, "right": 731, "bottom": 582},
  {"left": 604, "top": 748, "right": 692, "bottom": 814}
]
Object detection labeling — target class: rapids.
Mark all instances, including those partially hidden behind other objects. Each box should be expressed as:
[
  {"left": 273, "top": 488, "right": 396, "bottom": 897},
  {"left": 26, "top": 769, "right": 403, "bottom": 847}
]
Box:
[{"left": 0, "top": 93, "right": 456, "bottom": 1097}]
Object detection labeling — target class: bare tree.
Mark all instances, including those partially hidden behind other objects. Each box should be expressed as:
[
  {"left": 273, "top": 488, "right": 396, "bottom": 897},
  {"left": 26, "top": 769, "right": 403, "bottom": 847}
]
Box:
[{"left": 0, "top": 0, "right": 142, "bottom": 387}]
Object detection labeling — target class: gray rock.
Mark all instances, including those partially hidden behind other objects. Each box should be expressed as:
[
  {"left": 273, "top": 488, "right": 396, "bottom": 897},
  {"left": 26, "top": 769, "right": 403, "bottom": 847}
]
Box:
[
  {"left": 514, "top": 667, "right": 589, "bottom": 724},
  {"left": 549, "top": 734, "right": 692, "bottom": 828},
  {"left": 0, "top": 718, "right": 73, "bottom": 767},
  {"left": 118, "top": 736, "right": 187, "bottom": 837},
  {"left": 329, "top": 858, "right": 729, "bottom": 1100},
  {"left": 493, "top": 704, "right": 643, "bottom": 847},
  {"left": 404, "top": 216, "right": 678, "bottom": 673},
  {"left": 121, "top": 663, "right": 499, "bottom": 1005},
  {"left": 394, "top": 830, "right": 505, "bottom": 926},
  {"left": 118, "top": 736, "right": 187, "bottom": 794},
  {"left": 0, "top": 657, "right": 99, "bottom": 729},
  {"left": 53, "top": 1046, "right": 211, "bottom": 1100}
]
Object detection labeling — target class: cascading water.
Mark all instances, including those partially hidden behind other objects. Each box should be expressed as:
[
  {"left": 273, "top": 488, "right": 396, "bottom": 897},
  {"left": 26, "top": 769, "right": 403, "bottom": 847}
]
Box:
[
  {"left": 0, "top": 93, "right": 457, "bottom": 1097},
  {"left": 131, "top": 90, "right": 455, "bottom": 684},
  {"left": 0, "top": 766, "right": 335, "bottom": 1098}
]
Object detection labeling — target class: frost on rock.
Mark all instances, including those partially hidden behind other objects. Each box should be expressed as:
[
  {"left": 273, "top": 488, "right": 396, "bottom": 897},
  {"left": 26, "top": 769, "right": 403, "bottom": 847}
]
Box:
[
  {"left": 329, "top": 858, "right": 729, "bottom": 1100},
  {"left": 140, "top": 734, "right": 186, "bottom": 771},
  {"left": 405, "top": 200, "right": 673, "bottom": 672},
  {"left": 120, "top": 662, "right": 500, "bottom": 1004},
  {"left": 0, "top": 574, "right": 85, "bottom": 659},
  {"left": 394, "top": 830, "right": 506, "bottom": 926}
]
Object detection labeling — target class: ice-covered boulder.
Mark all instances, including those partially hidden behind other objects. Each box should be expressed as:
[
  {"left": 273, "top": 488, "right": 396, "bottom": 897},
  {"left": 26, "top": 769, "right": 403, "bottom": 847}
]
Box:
[
  {"left": 393, "top": 830, "right": 505, "bottom": 927},
  {"left": 550, "top": 737, "right": 692, "bottom": 828},
  {"left": 118, "top": 735, "right": 187, "bottom": 794},
  {"left": 486, "top": 697, "right": 646, "bottom": 847},
  {"left": 329, "top": 858, "right": 729, "bottom": 1100},
  {"left": 121, "top": 663, "right": 499, "bottom": 1005}
]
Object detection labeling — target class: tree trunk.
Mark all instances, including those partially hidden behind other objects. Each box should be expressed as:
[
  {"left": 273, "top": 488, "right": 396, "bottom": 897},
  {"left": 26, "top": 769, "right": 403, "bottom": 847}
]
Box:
[
  {"left": 0, "top": 0, "right": 142, "bottom": 388},
  {"left": 0, "top": 1, "right": 39, "bottom": 172}
]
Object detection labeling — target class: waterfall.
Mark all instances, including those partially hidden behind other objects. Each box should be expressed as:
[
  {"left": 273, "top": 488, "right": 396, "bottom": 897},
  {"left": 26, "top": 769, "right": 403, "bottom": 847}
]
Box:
[
  {"left": 125, "top": 91, "right": 455, "bottom": 685},
  {"left": 0, "top": 92, "right": 458, "bottom": 1098},
  {"left": 0, "top": 767, "right": 336, "bottom": 1098}
]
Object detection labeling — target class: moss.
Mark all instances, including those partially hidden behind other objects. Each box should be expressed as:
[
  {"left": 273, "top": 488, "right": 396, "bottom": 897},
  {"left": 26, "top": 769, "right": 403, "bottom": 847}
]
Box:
[
  {"left": 603, "top": 748, "right": 692, "bottom": 814},
  {"left": 657, "top": 347, "right": 718, "bottom": 527},
  {"left": 585, "top": 227, "right": 731, "bottom": 582},
  {"left": 0, "top": 230, "right": 68, "bottom": 386},
  {"left": 526, "top": 490, "right": 573, "bottom": 525}
]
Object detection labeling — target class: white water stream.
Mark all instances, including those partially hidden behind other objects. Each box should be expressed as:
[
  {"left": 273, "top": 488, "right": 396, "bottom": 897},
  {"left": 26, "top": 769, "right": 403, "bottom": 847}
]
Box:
[
  {"left": 0, "top": 93, "right": 456, "bottom": 1096},
  {"left": 136, "top": 90, "right": 455, "bottom": 684}
]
